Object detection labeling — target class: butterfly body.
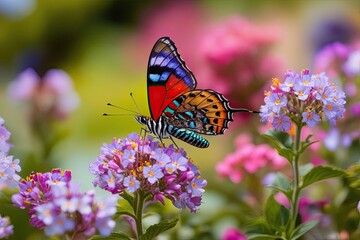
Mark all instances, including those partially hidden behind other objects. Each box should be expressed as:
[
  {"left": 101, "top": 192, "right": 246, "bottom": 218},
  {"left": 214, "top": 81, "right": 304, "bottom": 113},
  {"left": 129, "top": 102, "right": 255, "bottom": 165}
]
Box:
[
  {"left": 135, "top": 115, "right": 209, "bottom": 148},
  {"left": 137, "top": 37, "right": 258, "bottom": 148}
]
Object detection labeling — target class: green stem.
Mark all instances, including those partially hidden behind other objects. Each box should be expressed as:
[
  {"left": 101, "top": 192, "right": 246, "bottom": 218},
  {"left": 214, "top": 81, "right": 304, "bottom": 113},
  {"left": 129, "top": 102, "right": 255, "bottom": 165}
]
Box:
[
  {"left": 289, "top": 123, "right": 302, "bottom": 235},
  {"left": 134, "top": 191, "right": 145, "bottom": 239}
]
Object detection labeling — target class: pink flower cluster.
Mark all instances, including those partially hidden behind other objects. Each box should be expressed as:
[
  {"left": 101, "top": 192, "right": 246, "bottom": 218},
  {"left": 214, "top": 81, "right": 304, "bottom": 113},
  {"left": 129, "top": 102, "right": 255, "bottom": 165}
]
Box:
[
  {"left": 197, "top": 16, "right": 283, "bottom": 109},
  {"left": 221, "top": 227, "right": 248, "bottom": 240},
  {"left": 216, "top": 134, "right": 287, "bottom": 183}
]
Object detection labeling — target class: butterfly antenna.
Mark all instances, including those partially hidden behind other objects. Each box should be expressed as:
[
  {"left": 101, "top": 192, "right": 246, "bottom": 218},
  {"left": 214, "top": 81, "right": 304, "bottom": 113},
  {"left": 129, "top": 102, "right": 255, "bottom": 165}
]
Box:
[
  {"left": 106, "top": 103, "right": 140, "bottom": 114},
  {"left": 130, "top": 92, "right": 142, "bottom": 115},
  {"left": 103, "top": 113, "right": 136, "bottom": 116},
  {"left": 232, "top": 108, "right": 260, "bottom": 114}
]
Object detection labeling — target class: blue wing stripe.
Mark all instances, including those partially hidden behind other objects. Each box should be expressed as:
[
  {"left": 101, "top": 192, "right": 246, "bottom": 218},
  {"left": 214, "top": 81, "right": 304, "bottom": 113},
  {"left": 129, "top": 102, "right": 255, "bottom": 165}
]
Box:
[{"left": 148, "top": 37, "right": 196, "bottom": 90}]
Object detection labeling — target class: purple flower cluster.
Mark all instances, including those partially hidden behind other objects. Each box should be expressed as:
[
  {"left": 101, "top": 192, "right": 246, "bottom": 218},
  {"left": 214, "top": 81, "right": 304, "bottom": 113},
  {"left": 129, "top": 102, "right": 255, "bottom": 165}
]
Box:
[
  {"left": 7, "top": 68, "right": 80, "bottom": 120},
  {"left": 12, "top": 169, "right": 116, "bottom": 237},
  {"left": 0, "top": 117, "right": 21, "bottom": 189},
  {"left": 0, "top": 117, "right": 12, "bottom": 153},
  {"left": 0, "top": 153, "right": 21, "bottom": 189},
  {"left": 260, "top": 69, "right": 346, "bottom": 131},
  {"left": 0, "top": 117, "right": 17, "bottom": 238},
  {"left": 0, "top": 215, "right": 13, "bottom": 238},
  {"left": 89, "top": 133, "right": 207, "bottom": 212}
]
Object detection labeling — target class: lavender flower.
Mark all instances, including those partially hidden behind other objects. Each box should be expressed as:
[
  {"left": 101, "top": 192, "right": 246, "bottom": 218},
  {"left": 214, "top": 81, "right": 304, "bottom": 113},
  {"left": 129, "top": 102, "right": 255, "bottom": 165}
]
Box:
[
  {"left": 0, "top": 215, "right": 13, "bottom": 238},
  {"left": 0, "top": 153, "right": 21, "bottom": 188},
  {"left": 7, "top": 68, "right": 80, "bottom": 120},
  {"left": 0, "top": 117, "right": 12, "bottom": 153},
  {"left": 0, "top": 117, "right": 21, "bottom": 189},
  {"left": 12, "top": 169, "right": 116, "bottom": 237},
  {"left": 260, "top": 69, "right": 346, "bottom": 130},
  {"left": 89, "top": 133, "right": 207, "bottom": 212}
]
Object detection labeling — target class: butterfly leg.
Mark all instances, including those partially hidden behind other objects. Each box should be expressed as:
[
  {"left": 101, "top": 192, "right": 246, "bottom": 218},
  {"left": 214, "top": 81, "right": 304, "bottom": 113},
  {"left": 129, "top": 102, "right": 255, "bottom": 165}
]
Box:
[
  {"left": 139, "top": 127, "right": 150, "bottom": 154},
  {"left": 157, "top": 135, "right": 166, "bottom": 147},
  {"left": 169, "top": 136, "right": 179, "bottom": 149},
  {"left": 140, "top": 127, "right": 148, "bottom": 140},
  {"left": 139, "top": 127, "right": 167, "bottom": 148}
]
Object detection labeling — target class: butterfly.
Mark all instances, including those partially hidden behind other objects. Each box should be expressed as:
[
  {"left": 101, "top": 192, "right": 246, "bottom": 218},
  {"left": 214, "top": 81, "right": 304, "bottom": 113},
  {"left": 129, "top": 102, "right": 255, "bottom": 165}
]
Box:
[{"left": 135, "top": 37, "right": 258, "bottom": 148}]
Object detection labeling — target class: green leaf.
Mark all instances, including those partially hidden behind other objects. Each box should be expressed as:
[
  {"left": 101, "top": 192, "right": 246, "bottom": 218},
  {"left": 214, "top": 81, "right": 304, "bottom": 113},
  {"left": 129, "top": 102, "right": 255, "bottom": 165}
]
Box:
[
  {"left": 290, "top": 220, "right": 318, "bottom": 240},
  {"left": 266, "top": 173, "right": 292, "bottom": 198},
  {"left": 121, "top": 192, "right": 135, "bottom": 209},
  {"left": 263, "top": 129, "right": 293, "bottom": 148},
  {"left": 301, "top": 165, "right": 346, "bottom": 189},
  {"left": 299, "top": 140, "right": 319, "bottom": 154},
  {"left": 142, "top": 218, "right": 179, "bottom": 240},
  {"left": 264, "top": 194, "right": 289, "bottom": 231},
  {"left": 278, "top": 148, "right": 295, "bottom": 161},
  {"left": 247, "top": 233, "right": 286, "bottom": 240},
  {"left": 89, "top": 232, "right": 131, "bottom": 240},
  {"left": 262, "top": 129, "right": 294, "bottom": 162},
  {"left": 299, "top": 164, "right": 313, "bottom": 177},
  {"left": 305, "top": 134, "right": 313, "bottom": 142}
]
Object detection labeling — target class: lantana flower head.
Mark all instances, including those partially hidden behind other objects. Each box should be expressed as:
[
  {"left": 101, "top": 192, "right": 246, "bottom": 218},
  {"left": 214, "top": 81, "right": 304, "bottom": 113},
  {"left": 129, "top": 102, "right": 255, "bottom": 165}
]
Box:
[
  {"left": 12, "top": 169, "right": 116, "bottom": 237},
  {"left": 260, "top": 69, "right": 346, "bottom": 131},
  {"left": 89, "top": 133, "right": 207, "bottom": 212}
]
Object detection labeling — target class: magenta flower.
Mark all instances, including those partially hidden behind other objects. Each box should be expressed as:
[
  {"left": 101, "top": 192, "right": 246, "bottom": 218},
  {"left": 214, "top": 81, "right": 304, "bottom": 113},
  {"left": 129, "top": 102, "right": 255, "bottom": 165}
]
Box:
[
  {"left": 221, "top": 227, "right": 248, "bottom": 240},
  {"left": 260, "top": 69, "right": 346, "bottom": 130},
  {"left": 216, "top": 134, "right": 287, "bottom": 183},
  {"left": 350, "top": 102, "right": 360, "bottom": 116},
  {"left": 298, "top": 198, "right": 331, "bottom": 228},
  {"left": 89, "top": 133, "right": 207, "bottom": 212},
  {"left": 12, "top": 169, "right": 116, "bottom": 237},
  {"left": 343, "top": 49, "right": 360, "bottom": 77},
  {"left": 314, "top": 42, "right": 350, "bottom": 78},
  {"left": 0, "top": 215, "right": 13, "bottom": 238},
  {"left": 276, "top": 194, "right": 331, "bottom": 227},
  {"left": 7, "top": 68, "right": 80, "bottom": 120}
]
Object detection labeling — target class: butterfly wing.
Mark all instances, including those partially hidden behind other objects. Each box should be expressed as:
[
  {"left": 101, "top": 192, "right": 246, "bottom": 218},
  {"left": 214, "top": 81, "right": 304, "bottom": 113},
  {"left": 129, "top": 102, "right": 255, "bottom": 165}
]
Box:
[
  {"left": 163, "top": 90, "right": 237, "bottom": 135},
  {"left": 147, "top": 37, "right": 197, "bottom": 121}
]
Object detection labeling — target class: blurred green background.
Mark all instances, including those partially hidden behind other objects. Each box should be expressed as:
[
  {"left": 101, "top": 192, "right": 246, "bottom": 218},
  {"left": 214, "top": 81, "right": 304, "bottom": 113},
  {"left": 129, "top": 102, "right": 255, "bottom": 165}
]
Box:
[{"left": 0, "top": 0, "right": 360, "bottom": 239}]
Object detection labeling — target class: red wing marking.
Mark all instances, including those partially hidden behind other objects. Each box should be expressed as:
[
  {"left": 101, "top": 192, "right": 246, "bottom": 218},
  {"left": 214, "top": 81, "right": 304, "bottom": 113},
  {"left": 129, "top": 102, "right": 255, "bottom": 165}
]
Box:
[{"left": 148, "top": 74, "right": 191, "bottom": 121}]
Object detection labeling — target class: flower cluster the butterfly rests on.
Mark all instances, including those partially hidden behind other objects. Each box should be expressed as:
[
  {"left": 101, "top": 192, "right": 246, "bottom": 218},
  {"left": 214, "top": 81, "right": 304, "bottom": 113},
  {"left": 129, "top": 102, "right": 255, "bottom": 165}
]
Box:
[
  {"left": 260, "top": 69, "right": 346, "bottom": 131},
  {"left": 12, "top": 168, "right": 117, "bottom": 237},
  {"left": 89, "top": 132, "right": 207, "bottom": 213}
]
